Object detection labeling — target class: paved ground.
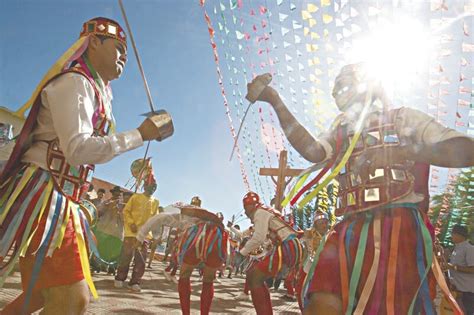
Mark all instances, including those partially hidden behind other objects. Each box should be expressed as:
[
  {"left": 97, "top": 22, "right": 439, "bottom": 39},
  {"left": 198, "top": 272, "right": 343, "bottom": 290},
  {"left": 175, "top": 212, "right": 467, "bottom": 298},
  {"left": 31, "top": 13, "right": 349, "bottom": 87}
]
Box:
[{"left": 0, "top": 261, "right": 300, "bottom": 314}]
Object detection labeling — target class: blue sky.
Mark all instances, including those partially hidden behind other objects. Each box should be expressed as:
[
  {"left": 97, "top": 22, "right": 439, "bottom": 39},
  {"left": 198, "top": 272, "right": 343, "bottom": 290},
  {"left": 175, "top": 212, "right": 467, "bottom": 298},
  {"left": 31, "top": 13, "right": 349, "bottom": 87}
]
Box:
[{"left": 0, "top": 0, "right": 250, "bottom": 226}]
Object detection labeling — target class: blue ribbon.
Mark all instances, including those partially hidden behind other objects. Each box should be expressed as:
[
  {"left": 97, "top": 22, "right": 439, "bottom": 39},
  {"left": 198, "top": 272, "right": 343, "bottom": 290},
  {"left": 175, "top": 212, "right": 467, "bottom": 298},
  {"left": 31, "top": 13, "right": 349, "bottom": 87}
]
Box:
[{"left": 22, "top": 193, "right": 62, "bottom": 315}]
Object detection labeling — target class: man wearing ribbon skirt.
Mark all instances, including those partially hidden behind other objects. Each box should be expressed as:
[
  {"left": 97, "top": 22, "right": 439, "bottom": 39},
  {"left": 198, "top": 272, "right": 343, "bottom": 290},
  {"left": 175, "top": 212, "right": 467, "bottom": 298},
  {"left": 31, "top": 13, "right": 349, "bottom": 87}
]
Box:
[
  {"left": 0, "top": 17, "right": 171, "bottom": 314},
  {"left": 246, "top": 64, "right": 473, "bottom": 314},
  {"left": 137, "top": 199, "right": 228, "bottom": 315},
  {"left": 239, "top": 191, "right": 302, "bottom": 315}
]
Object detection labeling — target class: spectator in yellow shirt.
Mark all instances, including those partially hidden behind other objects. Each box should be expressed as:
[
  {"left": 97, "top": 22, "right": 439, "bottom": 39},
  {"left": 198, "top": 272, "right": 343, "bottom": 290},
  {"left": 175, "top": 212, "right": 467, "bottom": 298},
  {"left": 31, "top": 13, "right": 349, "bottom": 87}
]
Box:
[{"left": 114, "top": 181, "right": 159, "bottom": 292}]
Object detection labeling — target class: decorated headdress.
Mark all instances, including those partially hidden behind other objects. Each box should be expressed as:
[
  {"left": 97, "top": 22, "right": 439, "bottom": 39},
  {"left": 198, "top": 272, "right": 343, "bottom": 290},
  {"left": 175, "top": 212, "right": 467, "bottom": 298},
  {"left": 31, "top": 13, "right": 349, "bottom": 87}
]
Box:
[
  {"left": 313, "top": 210, "right": 329, "bottom": 222},
  {"left": 80, "top": 17, "right": 127, "bottom": 48},
  {"left": 332, "top": 63, "right": 366, "bottom": 99},
  {"left": 243, "top": 191, "right": 261, "bottom": 210},
  {"left": 190, "top": 196, "right": 202, "bottom": 207},
  {"left": 12, "top": 17, "right": 127, "bottom": 120}
]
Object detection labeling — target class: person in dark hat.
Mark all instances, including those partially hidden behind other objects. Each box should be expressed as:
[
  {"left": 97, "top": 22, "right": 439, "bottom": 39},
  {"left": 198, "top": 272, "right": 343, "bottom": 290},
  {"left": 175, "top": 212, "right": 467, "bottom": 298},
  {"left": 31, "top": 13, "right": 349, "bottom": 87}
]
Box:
[{"left": 448, "top": 224, "right": 474, "bottom": 314}]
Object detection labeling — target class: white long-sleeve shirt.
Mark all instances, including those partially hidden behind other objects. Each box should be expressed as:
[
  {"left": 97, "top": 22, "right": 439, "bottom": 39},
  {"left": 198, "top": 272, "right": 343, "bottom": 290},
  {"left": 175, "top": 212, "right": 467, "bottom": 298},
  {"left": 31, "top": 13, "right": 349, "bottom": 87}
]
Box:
[
  {"left": 21, "top": 72, "right": 143, "bottom": 169},
  {"left": 240, "top": 210, "right": 272, "bottom": 256},
  {"left": 136, "top": 213, "right": 201, "bottom": 243}
]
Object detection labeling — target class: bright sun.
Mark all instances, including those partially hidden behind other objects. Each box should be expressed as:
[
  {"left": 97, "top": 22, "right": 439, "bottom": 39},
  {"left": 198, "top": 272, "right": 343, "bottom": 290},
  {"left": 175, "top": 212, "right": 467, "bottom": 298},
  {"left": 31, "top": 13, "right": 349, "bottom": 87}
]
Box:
[{"left": 348, "top": 16, "right": 435, "bottom": 96}]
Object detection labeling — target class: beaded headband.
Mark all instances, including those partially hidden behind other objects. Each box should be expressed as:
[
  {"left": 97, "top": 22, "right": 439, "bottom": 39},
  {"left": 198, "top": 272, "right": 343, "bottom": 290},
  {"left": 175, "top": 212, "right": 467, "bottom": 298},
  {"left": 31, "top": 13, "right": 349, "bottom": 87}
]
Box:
[{"left": 80, "top": 17, "right": 127, "bottom": 47}]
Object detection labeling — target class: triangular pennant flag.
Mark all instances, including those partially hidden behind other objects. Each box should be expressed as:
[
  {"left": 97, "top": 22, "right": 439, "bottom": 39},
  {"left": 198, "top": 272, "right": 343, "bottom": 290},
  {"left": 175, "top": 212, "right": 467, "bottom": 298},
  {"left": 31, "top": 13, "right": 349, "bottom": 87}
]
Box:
[
  {"left": 309, "top": 19, "right": 317, "bottom": 27},
  {"left": 335, "top": 2, "right": 340, "bottom": 12},
  {"left": 308, "top": 3, "right": 318, "bottom": 12},
  {"left": 279, "top": 13, "right": 289, "bottom": 22},
  {"left": 220, "top": 2, "right": 226, "bottom": 11},
  {"left": 460, "top": 73, "right": 466, "bottom": 81},
  {"left": 296, "top": 49, "right": 303, "bottom": 56},
  {"left": 294, "top": 34, "right": 301, "bottom": 43},
  {"left": 350, "top": 7, "right": 359, "bottom": 17},
  {"left": 336, "top": 18, "right": 344, "bottom": 27},
  {"left": 291, "top": 97, "right": 297, "bottom": 103},
  {"left": 306, "top": 44, "right": 319, "bottom": 52},
  {"left": 302, "top": 10, "right": 312, "bottom": 20},
  {"left": 238, "top": 44, "right": 243, "bottom": 50},
  {"left": 290, "top": 3, "right": 297, "bottom": 10},
  {"left": 459, "top": 86, "right": 471, "bottom": 94},
  {"left": 439, "top": 76, "right": 451, "bottom": 84},
  {"left": 289, "top": 76, "right": 296, "bottom": 82},
  {"left": 293, "top": 20, "right": 303, "bottom": 29},
  {"left": 323, "top": 14, "right": 333, "bottom": 24},
  {"left": 302, "top": 88, "right": 308, "bottom": 94},
  {"left": 298, "top": 63, "right": 304, "bottom": 71},
  {"left": 277, "top": 0, "right": 283, "bottom": 5},
  {"left": 281, "top": 27, "right": 290, "bottom": 36},
  {"left": 262, "top": 20, "right": 267, "bottom": 28},
  {"left": 323, "top": 29, "right": 330, "bottom": 37},
  {"left": 235, "top": 30, "right": 245, "bottom": 40},
  {"left": 439, "top": 89, "right": 449, "bottom": 96},
  {"left": 314, "top": 68, "right": 323, "bottom": 75},
  {"left": 218, "top": 22, "right": 223, "bottom": 31},
  {"left": 460, "top": 57, "right": 469, "bottom": 66},
  {"left": 290, "top": 87, "right": 297, "bottom": 95},
  {"left": 462, "top": 42, "right": 474, "bottom": 52},
  {"left": 284, "top": 41, "right": 291, "bottom": 48},
  {"left": 304, "top": 27, "right": 310, "bottom": 36},
  {"left": 321, "top": 0, "right": 331, "bottom": 6},
  {"left": 341, "top": 12, "right": 350, "bottom": 22},
  {"left": 225, "top": 27, "right": 230, "bottom": 35},
  {"left": 311, "top": 32, "right": 320, "bottom": 39},
  {"left": 259, "top": 6, "right": 267, "bottom": 14},
  {"left": 458, "top": 99, "right": 470, "bottom": 106},
  {"left": 336, "top": 33, "right": 343, "bottom": 41},
  {"left": 285, "top": 54, "right": 293, "bottom": 62},
  {"left": 327, "top": 57, "right": 334, "bottom": 64},
  {"left": 463, "top": 21, "right": 470, "bottom": 36}
]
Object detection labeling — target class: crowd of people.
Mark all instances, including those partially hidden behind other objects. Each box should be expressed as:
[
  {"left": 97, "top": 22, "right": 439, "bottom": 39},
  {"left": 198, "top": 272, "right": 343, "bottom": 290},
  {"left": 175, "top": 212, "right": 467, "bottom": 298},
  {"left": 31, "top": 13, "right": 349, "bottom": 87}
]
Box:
[{"left": 0, "top": 15, "right": 473, "bottom": 315}]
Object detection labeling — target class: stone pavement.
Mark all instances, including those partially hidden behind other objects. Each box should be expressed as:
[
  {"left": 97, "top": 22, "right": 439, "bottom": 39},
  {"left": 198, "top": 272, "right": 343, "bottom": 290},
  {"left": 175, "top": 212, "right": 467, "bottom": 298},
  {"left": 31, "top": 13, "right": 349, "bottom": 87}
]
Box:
[{"left": 0, "top": 261, "right": 300, "bottom": 314}]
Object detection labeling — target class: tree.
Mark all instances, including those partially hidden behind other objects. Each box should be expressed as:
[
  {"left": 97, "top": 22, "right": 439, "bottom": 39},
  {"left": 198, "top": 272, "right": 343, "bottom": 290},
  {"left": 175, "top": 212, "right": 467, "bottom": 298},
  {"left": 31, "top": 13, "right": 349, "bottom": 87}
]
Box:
[{"left": 429, "top": 167, "right": 474, "bottom": 247}]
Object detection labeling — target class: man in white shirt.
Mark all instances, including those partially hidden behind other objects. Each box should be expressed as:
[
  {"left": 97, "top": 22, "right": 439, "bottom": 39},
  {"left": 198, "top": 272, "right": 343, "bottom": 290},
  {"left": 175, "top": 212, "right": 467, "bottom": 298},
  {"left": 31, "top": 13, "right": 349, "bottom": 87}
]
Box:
[
  {"left": 448, "top": 225, "right": 474, "bottom": 314},
  {"left": 239, "top": 191, "right": 302, "bottom": 315},
  {"left": 0, "top": 17, "right": 172, "bottom": 315},
  {"left": 247, "top": 64, "right": 473, "bottom": 314}
]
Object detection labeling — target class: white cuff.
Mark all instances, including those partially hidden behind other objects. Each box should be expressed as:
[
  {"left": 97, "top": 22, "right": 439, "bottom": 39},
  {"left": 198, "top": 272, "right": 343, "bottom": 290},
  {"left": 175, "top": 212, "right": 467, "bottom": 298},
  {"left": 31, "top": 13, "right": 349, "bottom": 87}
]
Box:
[
  {"left": 110, "top": 129, "right": 144, "bottom": 155},
  {"left": 318, "top": 138, "right": 333, "bottom": 161}
]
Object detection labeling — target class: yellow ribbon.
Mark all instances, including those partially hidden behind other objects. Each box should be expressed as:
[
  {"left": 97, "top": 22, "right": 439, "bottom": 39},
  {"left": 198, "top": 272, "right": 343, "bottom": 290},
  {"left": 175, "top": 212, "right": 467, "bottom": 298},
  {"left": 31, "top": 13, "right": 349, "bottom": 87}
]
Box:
[
  {"left": 281, "top": 173, "right": 310, "bottom": 208},
  {"left": 72, "top": 204, "right": 98, "bottom": 299},
  {"left": 20, "top": 180, "right": 54, "bottom": 257},
  {"left": 14, "top": 36, "right": 89, "bottom": 118},
  {"left": 296, "top": 90, "right": 373, "bottom": 209},
  {"left": 0, "top": 166, "right": 37, "bottom": 224}
]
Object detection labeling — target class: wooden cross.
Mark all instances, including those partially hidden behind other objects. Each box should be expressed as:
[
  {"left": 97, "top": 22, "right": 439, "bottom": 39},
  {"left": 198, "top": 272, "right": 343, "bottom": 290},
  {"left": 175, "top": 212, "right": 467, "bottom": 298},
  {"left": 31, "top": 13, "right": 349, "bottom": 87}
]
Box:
[{"left": 259, "top": 150, "right": 304, "bottom": 211}]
